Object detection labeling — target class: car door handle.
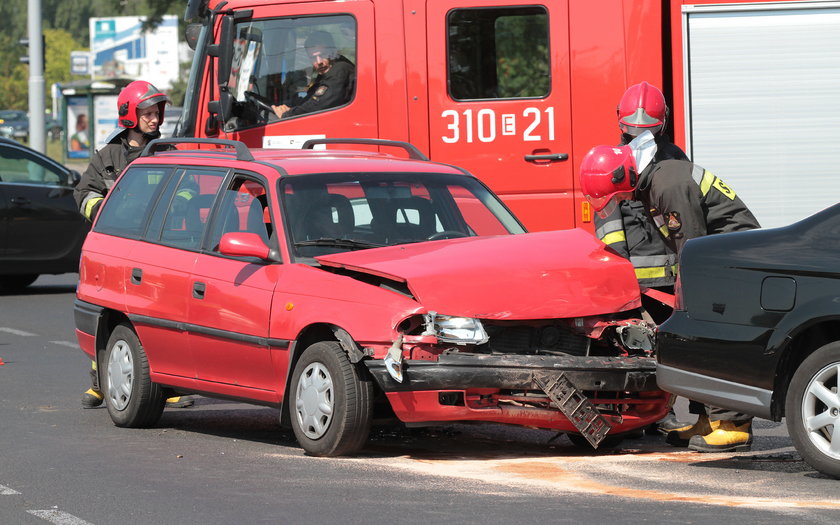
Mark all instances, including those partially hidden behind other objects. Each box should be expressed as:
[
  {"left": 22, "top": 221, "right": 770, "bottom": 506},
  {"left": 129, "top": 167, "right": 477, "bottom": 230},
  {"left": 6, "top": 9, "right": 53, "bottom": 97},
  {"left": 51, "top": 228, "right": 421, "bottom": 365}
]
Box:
[
  {"left": 193, "top": 281, "right": 206, "bottom": 299},
  {"left": 524, "top": 153, "right": 569, "bottom": 163},
  {"left": 10, "top": 196, "right": 31, "bottom": 206},
  {"left": 130, "top": 268, "right": 142, "bottom": 285}
]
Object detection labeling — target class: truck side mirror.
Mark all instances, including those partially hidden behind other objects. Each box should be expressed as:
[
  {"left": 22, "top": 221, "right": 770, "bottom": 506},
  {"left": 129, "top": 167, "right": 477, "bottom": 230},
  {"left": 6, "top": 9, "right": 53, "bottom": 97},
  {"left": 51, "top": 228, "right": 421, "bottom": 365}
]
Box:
[
  {"left": 206, "top": 15, "right": 234, "bottom": 123},
  {"left": 185, "top": 23, "right": 202, "bottom": 51}
]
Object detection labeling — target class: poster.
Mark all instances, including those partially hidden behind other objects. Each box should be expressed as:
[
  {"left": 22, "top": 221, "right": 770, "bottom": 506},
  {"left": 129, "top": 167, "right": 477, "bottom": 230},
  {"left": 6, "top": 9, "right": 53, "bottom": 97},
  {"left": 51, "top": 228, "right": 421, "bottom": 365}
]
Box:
[{"left": 66, "top": 97, "right": 90, "bottom": 159}]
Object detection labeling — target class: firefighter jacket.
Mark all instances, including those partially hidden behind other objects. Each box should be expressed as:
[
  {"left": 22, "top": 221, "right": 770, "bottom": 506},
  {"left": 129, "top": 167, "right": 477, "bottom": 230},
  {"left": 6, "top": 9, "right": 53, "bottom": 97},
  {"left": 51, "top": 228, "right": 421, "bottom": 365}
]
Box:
[
  {"left": 593, "top": 136, "right": 688, "bottom": 288},
  {"left": 283, "top": 56, "right": 355, "bottom": 118},
  {"left": 634, "top": 159, "right": 760, "bottom": 255}
]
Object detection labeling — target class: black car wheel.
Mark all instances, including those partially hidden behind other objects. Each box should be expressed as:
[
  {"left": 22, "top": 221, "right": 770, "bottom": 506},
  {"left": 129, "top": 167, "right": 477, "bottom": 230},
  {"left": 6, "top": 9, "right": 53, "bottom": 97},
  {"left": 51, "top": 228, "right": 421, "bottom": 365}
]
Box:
[
  {"left": 290, "top": 341, "right": 372, "bottom": 456},
  {"left": 786, "top": 341, "right": 840, "bottom": 478},
  {"left": 104, "top": 323, "right": 165, "bottom": 428},
  {"left": 0, "top": 274, "right": 38, "bottom": 292}
]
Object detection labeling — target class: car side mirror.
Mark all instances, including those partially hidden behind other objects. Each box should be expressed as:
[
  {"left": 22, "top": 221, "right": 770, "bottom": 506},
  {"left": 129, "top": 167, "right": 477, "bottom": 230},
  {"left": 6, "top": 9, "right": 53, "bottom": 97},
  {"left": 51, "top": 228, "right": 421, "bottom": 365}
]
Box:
[
  {"left": 67, "top": 169, "right": 81, "bottom": 186},
  {"left": 219, "top": 232, "right": 279, "bottom": 262}
]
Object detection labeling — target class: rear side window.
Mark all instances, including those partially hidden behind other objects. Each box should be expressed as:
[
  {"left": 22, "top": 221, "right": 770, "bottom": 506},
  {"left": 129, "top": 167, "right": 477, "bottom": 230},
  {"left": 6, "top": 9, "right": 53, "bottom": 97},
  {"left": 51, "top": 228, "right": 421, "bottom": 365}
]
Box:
[
  {"left": 94, "top": 167, "right": 170, "bottom": 238},
  {"left": 447, "top": 6, "right": 549, "bottom": 100},
  {"left": 149, "top": 168, "right": 228, "bottom": 250}
]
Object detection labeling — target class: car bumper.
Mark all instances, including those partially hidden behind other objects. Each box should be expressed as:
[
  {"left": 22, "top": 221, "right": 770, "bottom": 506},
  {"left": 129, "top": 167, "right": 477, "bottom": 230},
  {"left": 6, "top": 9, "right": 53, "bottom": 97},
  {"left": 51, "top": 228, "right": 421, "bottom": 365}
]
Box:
[{"left": 365, "top": 354, "right": 668, "bottom": 433}]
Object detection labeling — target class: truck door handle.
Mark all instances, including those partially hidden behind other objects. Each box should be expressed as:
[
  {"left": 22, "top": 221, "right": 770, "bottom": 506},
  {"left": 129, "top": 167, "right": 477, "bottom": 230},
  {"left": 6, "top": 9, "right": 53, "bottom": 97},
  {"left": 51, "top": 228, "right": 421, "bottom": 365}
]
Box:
[
  {"left": 524, "top": 153, "right": 569, "bottom": 163},
  {"left": 130, "top": 268, "right": 142, "bottom": 285},
  {"left": 193, "top": 281, "right": 206, "bottom": 299},
  {"left": 10, "top": 196, "right": 30, "bottom": 206}
]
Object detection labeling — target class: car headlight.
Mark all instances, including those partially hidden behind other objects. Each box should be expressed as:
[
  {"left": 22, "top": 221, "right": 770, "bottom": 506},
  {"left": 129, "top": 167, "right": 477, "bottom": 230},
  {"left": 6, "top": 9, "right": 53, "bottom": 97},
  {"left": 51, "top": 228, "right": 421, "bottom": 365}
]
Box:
[{"left": 426, "top": 312, "right": 489, "bottom": 345}]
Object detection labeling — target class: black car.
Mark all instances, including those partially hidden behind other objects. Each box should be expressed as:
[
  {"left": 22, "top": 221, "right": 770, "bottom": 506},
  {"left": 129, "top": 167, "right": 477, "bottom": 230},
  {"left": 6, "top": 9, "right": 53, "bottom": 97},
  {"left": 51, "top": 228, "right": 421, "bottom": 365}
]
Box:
[
  {"left": 0, "top": 138, "right": 89, "bottom": 291},
  {"left": 656, "top": 204, "right": 840, "bottom": 478}
]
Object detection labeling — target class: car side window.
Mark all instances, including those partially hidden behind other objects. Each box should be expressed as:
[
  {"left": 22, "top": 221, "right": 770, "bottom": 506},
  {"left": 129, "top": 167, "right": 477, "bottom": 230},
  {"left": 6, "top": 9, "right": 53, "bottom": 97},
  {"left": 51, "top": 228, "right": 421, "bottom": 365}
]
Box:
[
  {"left": 152, "top": 168, "right": 227, "bottom": 250},
  {"left": 447, "top": 7, "right": 549, "bottom": 100},
  {"left": 0, "top": 144, "right": 63, "bottom": 185},
  {"left": 207, "top": 176, "right": 273, "bottom": 252},
  {"left": 94, "top": 167, "right": 171, "bottom": 238},
  {"left": 225, "top": 14, "right": 357, "bottom": 130}
]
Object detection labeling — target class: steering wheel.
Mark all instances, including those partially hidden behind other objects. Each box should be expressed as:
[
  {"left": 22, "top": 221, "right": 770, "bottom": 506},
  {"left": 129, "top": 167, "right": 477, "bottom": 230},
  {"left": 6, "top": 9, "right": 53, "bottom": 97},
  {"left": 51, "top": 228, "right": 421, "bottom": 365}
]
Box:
[
  {"left": 244, "top": 91, "right": 275, "bottom": 114},
  {"left": 427, "top": 230, "right": 469, "bottom": 241}
]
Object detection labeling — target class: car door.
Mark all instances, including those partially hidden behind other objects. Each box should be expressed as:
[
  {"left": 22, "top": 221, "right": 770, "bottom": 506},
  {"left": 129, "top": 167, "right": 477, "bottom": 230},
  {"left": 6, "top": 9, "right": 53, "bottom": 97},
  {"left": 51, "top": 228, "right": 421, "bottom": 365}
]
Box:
[
  {"left": 0, "top": 141, "right": 85, "bottom": 262},
  {"left": 425, "top": 1, "right": 573, "bottom": 230},
  {"left": 189, "top": 174, "right": 281, "bottom": 401}
]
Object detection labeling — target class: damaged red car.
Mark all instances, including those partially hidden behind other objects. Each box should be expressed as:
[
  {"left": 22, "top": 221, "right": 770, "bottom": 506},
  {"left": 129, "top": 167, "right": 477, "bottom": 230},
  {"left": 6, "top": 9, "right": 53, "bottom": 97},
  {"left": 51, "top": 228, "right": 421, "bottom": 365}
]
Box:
[{"left": 74, "top": 138, "right": 668, "bottom": 456}]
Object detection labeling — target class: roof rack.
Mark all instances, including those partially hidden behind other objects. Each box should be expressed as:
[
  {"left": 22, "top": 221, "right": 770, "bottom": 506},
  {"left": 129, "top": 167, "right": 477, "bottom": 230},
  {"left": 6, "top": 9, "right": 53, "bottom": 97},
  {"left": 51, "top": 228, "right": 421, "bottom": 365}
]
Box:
[
  {"left": 141, "top": 138, "right": 254, "bottom": 161},
  {"left": 301, "top": 138, "right": 430, "bottom": 161}
]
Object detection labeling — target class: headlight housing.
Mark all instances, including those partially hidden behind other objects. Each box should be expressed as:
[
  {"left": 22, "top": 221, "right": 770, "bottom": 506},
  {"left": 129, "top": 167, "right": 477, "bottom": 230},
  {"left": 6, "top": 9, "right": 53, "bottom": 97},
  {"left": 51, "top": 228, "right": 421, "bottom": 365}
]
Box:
[{"left": 425, "top": 312, "right": 489, "bottom": 345}]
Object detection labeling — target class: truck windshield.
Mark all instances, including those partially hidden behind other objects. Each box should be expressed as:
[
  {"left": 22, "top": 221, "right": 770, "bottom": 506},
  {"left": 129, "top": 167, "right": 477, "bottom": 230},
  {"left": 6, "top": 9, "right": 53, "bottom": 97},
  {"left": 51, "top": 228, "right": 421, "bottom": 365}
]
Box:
[{"left": 281, "top": 172, "right": 526, "bottom": 258}]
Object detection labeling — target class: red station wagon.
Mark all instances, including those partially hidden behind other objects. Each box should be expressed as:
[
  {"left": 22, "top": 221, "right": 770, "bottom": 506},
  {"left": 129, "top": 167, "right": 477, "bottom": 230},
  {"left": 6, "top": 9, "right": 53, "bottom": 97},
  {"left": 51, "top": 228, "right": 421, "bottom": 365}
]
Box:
[{"left": 74, "top": 138, "right": 668, "bottom": 456}]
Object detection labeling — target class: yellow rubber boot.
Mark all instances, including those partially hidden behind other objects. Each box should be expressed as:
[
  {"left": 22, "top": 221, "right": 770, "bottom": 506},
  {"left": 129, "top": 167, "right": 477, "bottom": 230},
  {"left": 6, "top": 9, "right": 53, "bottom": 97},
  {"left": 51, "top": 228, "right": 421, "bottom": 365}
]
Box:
[
  {"left": 165, "top": 396, "right": 194, "bottom": 408},
  {"left": 81, "top": 388, "right": 104, "bottom": 408},
  {"left": 665, "top": 414, "right": 715, "bottom": 447},
  {"left": 688, "top": 420, "right": 752, "bottom": 452}
]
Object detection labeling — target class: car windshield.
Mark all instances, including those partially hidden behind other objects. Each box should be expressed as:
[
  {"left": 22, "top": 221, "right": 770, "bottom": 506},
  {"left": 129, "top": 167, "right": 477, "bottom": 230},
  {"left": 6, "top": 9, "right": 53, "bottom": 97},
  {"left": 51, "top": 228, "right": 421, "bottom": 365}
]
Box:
[{"left": 281, "top": 171, "right": 526, "bottom": 258}]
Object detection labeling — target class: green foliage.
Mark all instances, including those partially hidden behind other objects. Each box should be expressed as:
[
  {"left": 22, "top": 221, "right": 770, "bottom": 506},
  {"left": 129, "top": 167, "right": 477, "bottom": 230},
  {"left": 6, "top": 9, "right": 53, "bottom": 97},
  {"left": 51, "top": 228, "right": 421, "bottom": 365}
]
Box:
[{"left": 0, "top": 0, "right": 185, "bottom": 109}]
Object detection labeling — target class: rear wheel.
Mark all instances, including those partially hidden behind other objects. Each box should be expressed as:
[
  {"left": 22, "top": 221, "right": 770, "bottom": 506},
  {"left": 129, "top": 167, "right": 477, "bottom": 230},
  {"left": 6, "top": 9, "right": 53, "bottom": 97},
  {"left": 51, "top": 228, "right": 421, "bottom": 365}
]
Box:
[
  {"left": 290, "top": 341, "right": 372, "bottom": 456},
  {"left": 786, "top": 341, "right": 840, "bottom": 478},
  {"left": 104, "top": 323, "right": 165, "bottom": 428}
]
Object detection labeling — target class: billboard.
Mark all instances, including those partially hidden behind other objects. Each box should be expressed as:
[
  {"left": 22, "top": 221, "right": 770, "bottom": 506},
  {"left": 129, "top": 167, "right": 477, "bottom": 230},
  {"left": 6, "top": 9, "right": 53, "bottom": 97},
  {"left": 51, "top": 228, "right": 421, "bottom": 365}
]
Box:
[{"left": 90, "top": 15, "right": 179, "bottom": 89}]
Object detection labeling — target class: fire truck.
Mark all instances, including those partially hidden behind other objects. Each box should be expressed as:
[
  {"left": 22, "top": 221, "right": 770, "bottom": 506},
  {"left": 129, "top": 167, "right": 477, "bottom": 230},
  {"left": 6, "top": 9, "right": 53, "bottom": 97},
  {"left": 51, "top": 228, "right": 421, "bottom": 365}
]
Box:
[{"left": 179, "top": 0, "right": 840, "bottom": 232}]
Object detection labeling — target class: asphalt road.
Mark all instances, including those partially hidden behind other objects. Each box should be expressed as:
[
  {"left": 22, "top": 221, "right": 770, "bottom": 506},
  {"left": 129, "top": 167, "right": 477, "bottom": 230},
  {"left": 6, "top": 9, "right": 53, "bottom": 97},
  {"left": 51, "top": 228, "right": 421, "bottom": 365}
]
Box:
[{"left": 1, "top": 274, "right": 839, "bottom": 525}]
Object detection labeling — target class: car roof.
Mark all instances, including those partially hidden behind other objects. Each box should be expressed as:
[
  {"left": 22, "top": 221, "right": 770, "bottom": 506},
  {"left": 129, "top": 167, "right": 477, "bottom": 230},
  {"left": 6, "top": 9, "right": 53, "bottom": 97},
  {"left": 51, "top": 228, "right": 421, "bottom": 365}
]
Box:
[{"left": 131, "top": 138, "right": 469, "bottom": 179}]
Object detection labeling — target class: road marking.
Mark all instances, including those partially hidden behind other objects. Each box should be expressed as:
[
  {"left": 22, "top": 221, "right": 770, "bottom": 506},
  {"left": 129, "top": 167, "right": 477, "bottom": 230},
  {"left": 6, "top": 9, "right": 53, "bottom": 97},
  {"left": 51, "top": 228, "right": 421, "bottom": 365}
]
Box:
[
  {"left": 0, "top": 327, "right": 36, "bottom": 337},
  {"left": 28, "top": 509, "right": 94, "bottom": 525},
  {"left": 50, "top": 341, "right": 79, "bottom": 348},
  {"left": 0, "top": 484, "right": 21, "bottom": 495}
]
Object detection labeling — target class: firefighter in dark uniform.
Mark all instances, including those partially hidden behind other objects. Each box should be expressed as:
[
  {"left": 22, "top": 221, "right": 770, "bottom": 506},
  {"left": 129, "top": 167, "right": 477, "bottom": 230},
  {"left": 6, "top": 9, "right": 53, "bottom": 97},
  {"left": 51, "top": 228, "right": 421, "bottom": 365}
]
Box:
[
  {"left": 272, "top": 30, "right": 355, "bottom": 119},
  {"left": 594, "top": 82, "right": 689, "bottom": 434},
  {"left": 580, "top": 141, "right": 761, "bottom": 452},
  {"left": 75, "top": 80, "right": 193, "bottom": 410}
]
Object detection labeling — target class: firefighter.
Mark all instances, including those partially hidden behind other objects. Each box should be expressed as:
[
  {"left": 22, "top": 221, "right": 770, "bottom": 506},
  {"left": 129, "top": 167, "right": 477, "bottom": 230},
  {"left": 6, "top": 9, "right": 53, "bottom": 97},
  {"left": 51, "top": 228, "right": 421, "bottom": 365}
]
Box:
[
  {"left": 579, "top": 140, "right": 760, "bottom": 452},
  {"left": 271, "top": 30, "right": 355, "bottom": 119},
  {"left": 595, "top": 82, "right": 689, "bottom": 434},
  {"left": 75, "top": 80, "right": 193, "bottom": 410}
]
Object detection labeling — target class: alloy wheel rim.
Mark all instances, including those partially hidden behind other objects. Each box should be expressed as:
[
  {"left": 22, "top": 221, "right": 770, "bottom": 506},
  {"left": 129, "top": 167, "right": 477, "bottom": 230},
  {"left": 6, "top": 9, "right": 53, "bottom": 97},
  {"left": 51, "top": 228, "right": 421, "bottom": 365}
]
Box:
[{"left": 802, "top": 362, "right": 840, "bottom": 459}]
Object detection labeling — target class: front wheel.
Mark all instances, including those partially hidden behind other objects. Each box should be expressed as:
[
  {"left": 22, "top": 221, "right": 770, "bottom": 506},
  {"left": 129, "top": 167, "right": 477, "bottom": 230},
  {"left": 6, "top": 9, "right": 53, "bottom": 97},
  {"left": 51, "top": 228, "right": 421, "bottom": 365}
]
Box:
[
  {"left": 290, "top": 341, "right": 373, "bottom": 456},
  {"left": 104, "top": 323, "right": 165, "bottom": 428},
  {"left": 785, "top": 341, "right": 840, "bottom": 479}
]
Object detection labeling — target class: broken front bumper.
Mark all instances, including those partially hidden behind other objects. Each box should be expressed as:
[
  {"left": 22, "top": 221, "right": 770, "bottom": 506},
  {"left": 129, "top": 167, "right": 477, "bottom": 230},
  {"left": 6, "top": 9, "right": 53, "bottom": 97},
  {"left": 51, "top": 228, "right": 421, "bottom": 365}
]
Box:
[{"left": 364, "top": 353, "right": 668, "bottom": 441}]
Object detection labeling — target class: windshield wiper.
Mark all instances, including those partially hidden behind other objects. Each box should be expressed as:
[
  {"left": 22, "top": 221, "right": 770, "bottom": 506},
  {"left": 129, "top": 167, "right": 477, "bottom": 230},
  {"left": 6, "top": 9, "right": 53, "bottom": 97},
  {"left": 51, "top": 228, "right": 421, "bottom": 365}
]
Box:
[{"left": 294, "top": 238, "right": 387, "bottom": 250}]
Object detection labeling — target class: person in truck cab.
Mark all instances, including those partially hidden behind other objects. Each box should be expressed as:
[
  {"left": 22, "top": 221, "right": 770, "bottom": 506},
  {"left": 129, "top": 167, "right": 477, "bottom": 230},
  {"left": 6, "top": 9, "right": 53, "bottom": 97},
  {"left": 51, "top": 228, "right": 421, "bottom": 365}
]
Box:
[
  {"left": 580, "top": 141, "right": 760, "bottom": 453},
  {"left": 74, "top": 80, "right": 193, "bottom": 410},
  {"left": 592, "top": 82, "right": 690, "bottom": 435},
  {"left": 271, "top": 30, "right": 355, "bottom": 119}
]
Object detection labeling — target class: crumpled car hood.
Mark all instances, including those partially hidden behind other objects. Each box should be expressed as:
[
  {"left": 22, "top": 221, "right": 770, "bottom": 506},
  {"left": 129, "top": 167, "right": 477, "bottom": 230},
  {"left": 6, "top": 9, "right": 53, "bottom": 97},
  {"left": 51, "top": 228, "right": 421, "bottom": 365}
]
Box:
[{"left": 316, "top": 229, "right": 641, "bottom": 320}]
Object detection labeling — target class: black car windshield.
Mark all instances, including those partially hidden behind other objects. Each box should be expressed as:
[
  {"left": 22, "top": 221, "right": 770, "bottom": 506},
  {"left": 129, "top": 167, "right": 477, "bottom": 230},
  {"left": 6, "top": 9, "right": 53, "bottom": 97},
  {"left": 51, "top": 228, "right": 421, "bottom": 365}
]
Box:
[{"left": 281, "top": 172, "right": 526, "bottom": 258}]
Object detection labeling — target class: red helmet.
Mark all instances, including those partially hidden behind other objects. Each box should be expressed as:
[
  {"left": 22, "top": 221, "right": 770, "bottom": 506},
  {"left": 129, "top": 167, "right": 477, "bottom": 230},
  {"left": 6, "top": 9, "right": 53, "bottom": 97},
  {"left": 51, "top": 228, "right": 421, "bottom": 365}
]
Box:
[
  {"left": 117, "top": 80, "right": 170, "bottom": 128},
  {"left": 579, "top": 145, "right": 637, "bottom": 214},
  {"left": 617, "top": 81, "right": 668, "bottom": 137}
]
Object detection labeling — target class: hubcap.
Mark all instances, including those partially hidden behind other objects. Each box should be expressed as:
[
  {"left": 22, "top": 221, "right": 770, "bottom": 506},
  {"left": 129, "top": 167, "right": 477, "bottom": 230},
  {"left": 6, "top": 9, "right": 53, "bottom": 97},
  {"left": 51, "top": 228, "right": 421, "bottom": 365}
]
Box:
[
  {"left": 295, "top": 362, "right": 334, "bottom": 439},
  {"left": 107, "top": 339, "right": 133, "bottom": 411},
  {"left": 802, "top": 362, "right": 840, "bottom": 459}
]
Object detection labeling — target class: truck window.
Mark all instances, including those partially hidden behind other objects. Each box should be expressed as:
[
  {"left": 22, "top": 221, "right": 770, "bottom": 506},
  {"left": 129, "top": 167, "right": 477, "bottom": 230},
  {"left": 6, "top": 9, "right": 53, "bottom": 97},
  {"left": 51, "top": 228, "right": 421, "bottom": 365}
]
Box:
[
  {"left": 447, "top": 7, "right": 549, "bottom": 100},
  {"left": 226, "top": 15, "right": 357, "bottom": 131}
]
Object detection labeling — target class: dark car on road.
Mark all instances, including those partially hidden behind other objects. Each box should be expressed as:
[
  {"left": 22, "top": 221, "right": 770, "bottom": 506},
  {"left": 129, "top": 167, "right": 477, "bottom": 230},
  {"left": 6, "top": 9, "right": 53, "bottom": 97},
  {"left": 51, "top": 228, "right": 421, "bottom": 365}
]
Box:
[
  {"left": 0, "top": 138, "right": 89, "bottom": 291},
  {"left": 0, "top": 110, "right": 29, "bottom": 141},
  {"left": 656, "top": 204, "right": 840, "bottom": 478}
]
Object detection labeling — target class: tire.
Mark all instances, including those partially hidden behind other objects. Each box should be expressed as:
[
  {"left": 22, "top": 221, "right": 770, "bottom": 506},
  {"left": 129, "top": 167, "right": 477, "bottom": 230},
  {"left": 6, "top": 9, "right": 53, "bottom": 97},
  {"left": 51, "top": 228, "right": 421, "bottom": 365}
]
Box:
[
  {"left": 785, "top": 341, "right": 840, "bottom": 479},
  {"left": 103, "top": 323, "right": 165, "bottom": 428},
  {"left": 290, "top": 341, "right": 373, "bottom": 456},
  {"left": 0, "top": 275, "right": 38, "bottom": 292}
]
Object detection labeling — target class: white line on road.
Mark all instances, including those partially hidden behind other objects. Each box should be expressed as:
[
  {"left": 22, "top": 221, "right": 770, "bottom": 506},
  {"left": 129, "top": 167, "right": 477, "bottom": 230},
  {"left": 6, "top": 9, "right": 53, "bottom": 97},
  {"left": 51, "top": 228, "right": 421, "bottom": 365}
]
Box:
[
  {"left": 0, "top": 484, "right": 21, "bottom": 495},
  {"left": 28, "top": 509, "right": 94, "bottom": 525},
  {"left": 50, "top": 341, "right": 79, "bottom": 348},
  {"left": 0, "top": 327, "right": 36, "bottom": 337}
]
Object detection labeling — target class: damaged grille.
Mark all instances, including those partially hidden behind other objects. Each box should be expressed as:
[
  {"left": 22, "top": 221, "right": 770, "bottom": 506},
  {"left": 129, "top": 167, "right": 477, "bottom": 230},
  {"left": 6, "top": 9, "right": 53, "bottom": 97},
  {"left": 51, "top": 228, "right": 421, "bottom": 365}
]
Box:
[{"left": 481, "top": 322, "right": 590, "bottom": 356}]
